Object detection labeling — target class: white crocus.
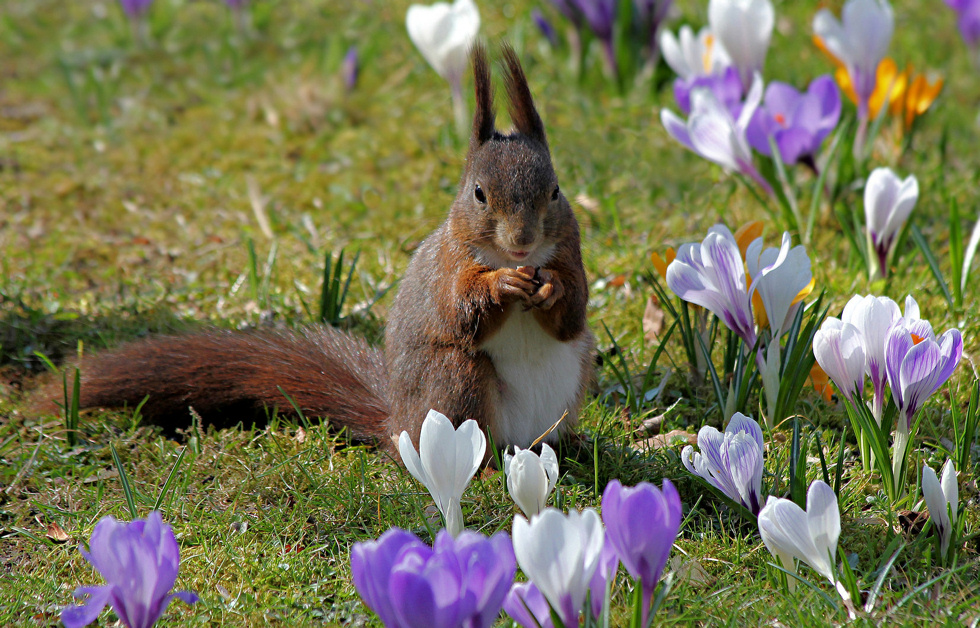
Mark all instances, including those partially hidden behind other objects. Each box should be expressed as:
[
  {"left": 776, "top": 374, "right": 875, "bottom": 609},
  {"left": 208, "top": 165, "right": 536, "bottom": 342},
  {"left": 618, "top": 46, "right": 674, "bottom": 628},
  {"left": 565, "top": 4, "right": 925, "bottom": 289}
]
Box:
[
  {"left": 864, "top": 167, "right": 919, "bottom": 278},
  {"left": 405, "top": 0, "right": 480, "bottom": 132},
  {"left": 745, "top": 232, "right": 813, "bottom": 337},
  {"left": 661, "top": 73, "right": 773, "bottom": 195},
  {"left": 708, "top": 0, "right": 774, "bottom": 88},
  {"left": 659, "top": 25, "right": 731, "bottom": 80},
  {"left": 812, "top": 318, "right": 867, "bottom": 405},
  {"left": 922, "top": 460, "right": 959, "bottom": 559},
  {"left": 512, "top": 508, "right": 605, "bottom": 626},
  {"left": 758, "top": 481, "right": 851, "bottom": 605},
  {"left": 840, "top": 294, "right": 901, "bottom": 419},
  {"left": 503, "top": 443, "right": 559, "bottom": 518},
  {"left": 812, "top": 0, "right": 893, "bottom": 117},
  {"left": 398, "top": 409, "right": 486, "bottom": 536}
]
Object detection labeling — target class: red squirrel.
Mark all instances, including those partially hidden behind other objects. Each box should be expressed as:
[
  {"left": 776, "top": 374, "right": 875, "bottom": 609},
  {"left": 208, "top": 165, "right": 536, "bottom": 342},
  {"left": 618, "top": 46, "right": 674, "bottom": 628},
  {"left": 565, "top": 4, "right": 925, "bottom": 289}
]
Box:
[{"left": 35, "top": 45, "right": 595, "bottom": 454}]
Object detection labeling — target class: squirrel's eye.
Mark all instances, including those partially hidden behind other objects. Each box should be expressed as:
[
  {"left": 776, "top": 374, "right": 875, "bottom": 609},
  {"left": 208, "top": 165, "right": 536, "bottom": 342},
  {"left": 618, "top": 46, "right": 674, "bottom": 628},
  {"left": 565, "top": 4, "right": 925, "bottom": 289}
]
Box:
[
  {"left": 474, "top": 183, "right": 487, "bottom": 204},
  {"left": 551, "top": 185, "right": 560, "bottom": 201}
]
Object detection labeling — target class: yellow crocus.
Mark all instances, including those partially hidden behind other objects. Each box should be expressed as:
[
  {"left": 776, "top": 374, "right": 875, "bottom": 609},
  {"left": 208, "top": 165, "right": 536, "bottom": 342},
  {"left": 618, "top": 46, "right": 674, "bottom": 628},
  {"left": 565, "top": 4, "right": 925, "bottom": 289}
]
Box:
[
  {"left": 651, "top": 247, "right": 676, "bottom": 281},
  {"left": 901, "top": 69, "right": 943, "bottom": 131}
]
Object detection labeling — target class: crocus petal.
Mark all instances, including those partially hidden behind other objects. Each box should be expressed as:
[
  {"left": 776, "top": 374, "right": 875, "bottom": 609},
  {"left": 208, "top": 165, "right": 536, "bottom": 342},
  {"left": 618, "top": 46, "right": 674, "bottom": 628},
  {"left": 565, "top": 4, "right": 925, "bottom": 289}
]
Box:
[
  {"left": 941, "top": 459, "right": 959, "bottom": 525},
  {"left": 503, "top": 581, "right": 554, "bottom": 628},
  {"left": 708, "top": 0, "right": 774, "bottom": 87},
  {"left": 921, "top": 463, "right": 950, "bottom": 550},
  {"left": 804, "top": 480, "right": 840, "bottom": 581},
  {"left": 813, "top": 318, "right": 867, "bottom": 402},
  {"left": 865, "top": 167, "right": 918, "bottom": 257},
  {"left": 406, "top": 0, "right": 480, "bottom": 85},
  {"left": 62, "top": 585, "right": 114, "bottom": 628},
  {"left": 726, "top": 412, "right": 764, "bottom": 451}
]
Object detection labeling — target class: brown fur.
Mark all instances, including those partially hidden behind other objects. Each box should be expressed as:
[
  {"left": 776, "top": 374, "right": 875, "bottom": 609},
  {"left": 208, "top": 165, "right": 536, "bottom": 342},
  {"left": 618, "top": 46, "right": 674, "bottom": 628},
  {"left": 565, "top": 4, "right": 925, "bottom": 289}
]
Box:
[{"left": 32, "top": 44, "right": 593, "bottom": 456}]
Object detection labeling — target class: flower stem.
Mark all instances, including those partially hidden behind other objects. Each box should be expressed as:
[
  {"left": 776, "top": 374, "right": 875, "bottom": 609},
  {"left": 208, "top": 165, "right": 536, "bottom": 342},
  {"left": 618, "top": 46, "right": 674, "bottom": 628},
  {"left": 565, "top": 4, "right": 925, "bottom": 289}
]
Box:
[{"left": 450, "top": 80, "right": 468, "bottom": 139}]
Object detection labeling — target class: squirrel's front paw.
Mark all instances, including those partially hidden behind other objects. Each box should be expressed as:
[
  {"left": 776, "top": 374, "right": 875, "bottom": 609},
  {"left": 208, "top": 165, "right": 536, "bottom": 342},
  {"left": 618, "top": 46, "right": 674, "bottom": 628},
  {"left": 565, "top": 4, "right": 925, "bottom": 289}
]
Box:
[
  {"left": 490, "top": 266, "right": 537, "bottom": 305},
  {"left": 530, "top": 269, "right": 563, "bottom": 310}
]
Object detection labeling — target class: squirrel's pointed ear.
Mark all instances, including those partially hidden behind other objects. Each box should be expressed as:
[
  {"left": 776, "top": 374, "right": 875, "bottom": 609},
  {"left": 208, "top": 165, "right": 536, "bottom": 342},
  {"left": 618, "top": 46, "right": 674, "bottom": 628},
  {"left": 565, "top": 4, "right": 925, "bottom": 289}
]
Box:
[
  {"left": 470, "top": 43, "right": 496, "bottom": 146},
  {"left": 501, "top": 44, "right": 547, "bottom": 146}
]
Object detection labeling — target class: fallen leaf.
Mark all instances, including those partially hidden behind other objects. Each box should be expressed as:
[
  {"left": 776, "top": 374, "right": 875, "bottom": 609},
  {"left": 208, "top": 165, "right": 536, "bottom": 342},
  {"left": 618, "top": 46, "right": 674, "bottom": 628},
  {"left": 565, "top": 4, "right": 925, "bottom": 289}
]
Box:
[
  {"left": 898, "top": 510, "right": 929, "bottom": 536},
  {"left": 294, "top": 427, "right": 306, "bottom": 444},
  {"left": 46, "top": 522, "right": 69, "bottom": 543},
  {"left": 635, "top": 429, "right": 696, "bottom": 451},
  {"left": 643, "top": 294, "right": 665, "bottom": 342},
  {"left": 670, "top": 555, "right": 714, "bottom": 587}
]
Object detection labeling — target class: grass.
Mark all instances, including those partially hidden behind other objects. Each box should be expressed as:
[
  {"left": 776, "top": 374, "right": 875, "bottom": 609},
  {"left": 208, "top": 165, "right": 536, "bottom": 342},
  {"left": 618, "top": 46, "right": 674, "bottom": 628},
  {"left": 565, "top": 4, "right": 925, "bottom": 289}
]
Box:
[{"left": 1, "top": 0, "right": 979, "bottom": 625}]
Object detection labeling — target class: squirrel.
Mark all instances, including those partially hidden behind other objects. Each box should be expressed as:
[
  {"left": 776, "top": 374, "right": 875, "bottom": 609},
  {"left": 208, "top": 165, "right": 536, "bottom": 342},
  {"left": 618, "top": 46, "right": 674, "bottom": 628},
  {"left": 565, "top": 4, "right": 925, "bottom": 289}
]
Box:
[{"left": 33, "top": 44, "right": 595, "bottom": 455}]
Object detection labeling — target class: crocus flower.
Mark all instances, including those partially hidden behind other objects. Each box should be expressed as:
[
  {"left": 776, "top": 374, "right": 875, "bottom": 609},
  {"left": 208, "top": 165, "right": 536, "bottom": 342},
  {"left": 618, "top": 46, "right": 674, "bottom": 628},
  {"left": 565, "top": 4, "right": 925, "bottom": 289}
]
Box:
[
  {"left": 708, "top": 0, "right": 774, "bottom": 89},
  {"left": 746, "top": 76, "right": 842, "bottom": 168},
  {"left": 61, "top": 512, "right": 198, "bottom": 628},
  {"left": 406, "top": 0, "right": 480, "bottom": 132},
  {"left": 673, "top": 66, "right": 744, "bottom": 116},
  {"left": 745, "top": 232, "right": 813, "bottom": 337},
  {"left": 634, "top": 0, "right": 674, "bottom": 60},
  {"left": 118, "top": 0, "right": 153, "bottom": 19},
  {"left": 660, "top": 25, "right": 731, "bottom": 81},
  {"left": 758, "top": 480, "right": 851, "bottom": 604},
  {"left": 342, "top": 46, "right": 359, "bottom": 91},
  {"left": 812, "top": 318, "right": 867, "bottom": 405},
  {"left": 602, "top": 480, "right": 682, "bottom": 624},
  {"left": 665, "top": 224, "right": 757, "bottom": 348},
  {"left": 503, "top": 443, "right": 560, "bottom": 518},
  {"left": 884, "top": 318, "right": 962, "bottom": 432},
  {"left": 398, "top": 409, "right": 487, "bottom": 536},
  {"left": 922, "top": 460, "right": 959, "bottom": 559},
  {"left": 351, "top": 527, "right": 516, "bottom": 628},
  {"left": 532, "top": 9, "right": 559, "bottom": 48},
  {"left": 899, "top": 69, "right": 944, "bottom": 132},
  {"left": 511, "top": 508, "right": 605, "bottom": 627},
  {"left": 945, "top": 0, "right": 980, "bottom": 48},
  {"left": 350, "top": 528, "right": 426, "bottom": 627},
  {"left": 813, "top": 0, "right": 894, "bottom": 120},
  {"left": 662, "top": 73, "right": 774, "bottom": 195},
  {"left": 864, "top": 167, "right": 918, "bottom": 278},
  {"left": 682, "top": 413, "right": 765, "bottom": 514},
  {"left": 503, "top": 581, "right": 553, "bottom": 628},
  {"left": 839, "top": 294, "right": 901, "bottom": 419},
  {"left": 570, "top": 0, "right": 618, "bottom": 76}
]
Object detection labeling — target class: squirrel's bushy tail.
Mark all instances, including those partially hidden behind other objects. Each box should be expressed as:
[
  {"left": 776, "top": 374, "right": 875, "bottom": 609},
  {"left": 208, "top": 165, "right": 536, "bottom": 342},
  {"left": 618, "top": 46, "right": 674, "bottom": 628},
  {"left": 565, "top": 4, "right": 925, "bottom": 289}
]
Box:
[{"left": 36, "top": 327, "right": 390, "bottom": 443}]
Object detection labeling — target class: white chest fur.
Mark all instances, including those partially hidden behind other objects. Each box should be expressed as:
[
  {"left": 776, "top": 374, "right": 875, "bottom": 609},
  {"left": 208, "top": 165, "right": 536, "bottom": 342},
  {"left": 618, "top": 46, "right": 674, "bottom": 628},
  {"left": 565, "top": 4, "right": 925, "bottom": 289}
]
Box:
[{"left": 481, "top": 307, "right": 586, "bottom": 447}]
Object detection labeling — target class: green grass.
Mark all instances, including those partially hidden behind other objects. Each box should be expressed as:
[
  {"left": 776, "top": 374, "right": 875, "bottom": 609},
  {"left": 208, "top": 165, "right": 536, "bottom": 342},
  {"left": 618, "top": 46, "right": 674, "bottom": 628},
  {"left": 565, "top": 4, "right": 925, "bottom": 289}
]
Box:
[{"left": 1, "top": 0, "right": 979, "bottom": 625}]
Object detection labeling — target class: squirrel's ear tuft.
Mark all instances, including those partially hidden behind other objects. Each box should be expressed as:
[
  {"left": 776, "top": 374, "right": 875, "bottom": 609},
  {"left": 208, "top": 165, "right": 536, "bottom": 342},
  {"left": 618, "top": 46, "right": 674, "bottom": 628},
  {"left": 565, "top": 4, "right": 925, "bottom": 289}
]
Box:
[
  {"left": 501, "top": 44, "right": 546, "bottom": 146},
  {"left": 471, "top": 43, "right": 496, "bottom": 146}
]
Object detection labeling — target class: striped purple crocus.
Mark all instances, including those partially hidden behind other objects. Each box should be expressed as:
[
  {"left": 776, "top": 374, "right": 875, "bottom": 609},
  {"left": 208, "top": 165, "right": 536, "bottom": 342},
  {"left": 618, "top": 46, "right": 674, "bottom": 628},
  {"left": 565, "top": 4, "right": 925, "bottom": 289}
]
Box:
[
  {"left": 666, "top": 224, "right": 757, "bottom": 348},
  {"left": 885, "top": 319, "right": 963, "bottom": 432},
  {"left": 682, "top": 413, "right": 765, "bottom": 514}
]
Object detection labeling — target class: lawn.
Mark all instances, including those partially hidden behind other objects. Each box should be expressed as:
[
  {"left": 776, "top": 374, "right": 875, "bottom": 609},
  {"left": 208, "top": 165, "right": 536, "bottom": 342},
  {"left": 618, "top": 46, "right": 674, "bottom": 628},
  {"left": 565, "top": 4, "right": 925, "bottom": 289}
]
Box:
[{"left": 1, "top": 0, "right": 979, "bottom": 625}]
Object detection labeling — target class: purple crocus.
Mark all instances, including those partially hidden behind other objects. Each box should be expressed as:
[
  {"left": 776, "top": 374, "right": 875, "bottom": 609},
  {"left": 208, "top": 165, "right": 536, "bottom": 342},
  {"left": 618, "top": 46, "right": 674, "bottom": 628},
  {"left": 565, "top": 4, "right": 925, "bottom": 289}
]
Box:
[
  {"left": 570, "top": 0, "right": 619, "bottom": 76},
  {"left": 503, "top": 581, "right": 554, "bottom": 628},
  {"left": 665, "top": 224, "right": 757, "bottom": 348},
  {"left": 342, "top": 46, "right": 359, "bottom": 91},
  {"left": 532, "top": 9, "right": 560, "bottom": 48},
  {"left": 351, "top": 527, "right": 516, "bottom": 628},
  {"left": 746, "top": 76, "right": 841, "bottom": 169},
  {"left": 634, "top": 0, "right": 674, "bottom": 60},
  {"left": 61, "top": 512, "right": 198, "bottom": 628},
  {"left": 601, "top": 480, "right": 682, "bottom": 626},
  {"left": 674, "top": 66, "right": 744, "bottom": 116},
  {"left": 885, "top": 320, "right": 963, "bottom": 431},
  {"left": 945, "top": 0, "right": 980, "bottom": 48},
  {"left": 681, "top": 413, "right": 765, "bottom": 514},
  {"left": 118, "top": 0, "right": 153, "bottom": 19}
]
